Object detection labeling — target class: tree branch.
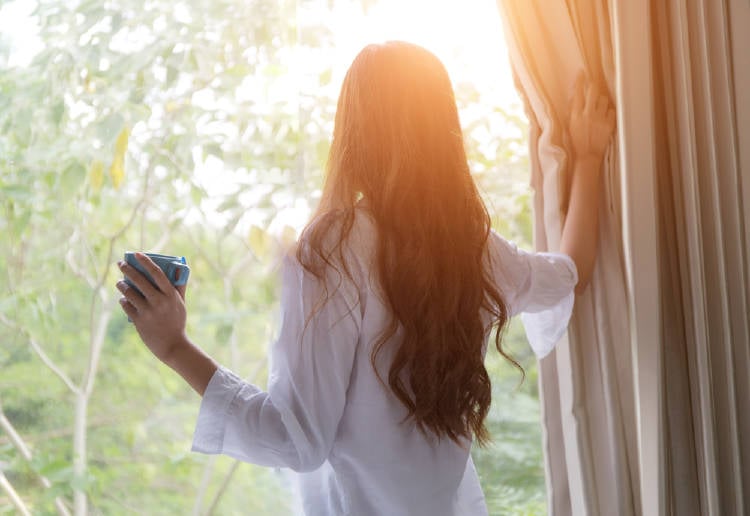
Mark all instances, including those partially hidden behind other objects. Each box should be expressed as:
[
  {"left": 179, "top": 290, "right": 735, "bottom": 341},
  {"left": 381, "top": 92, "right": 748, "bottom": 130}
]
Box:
[
  {"left": 0, "top": 404, "right": 33, "bottom": 460},
  {"left": 191, "top": 456, "right": 218, "bottom": 516},
  {"left": 205, "top": 460, "right": 240, "bottom": 516},
  {"left": 81, "top": 173, "right": 152, "bottom": 396},
  {"left": 0, "top": 403, "right": 72, "bottom": 516},
  {"left": 227, "top": 249, "right": 256, "bottom": 279},
  {"left": 0, "top": 471, "right": 32, "bottom": 516},
  {"left": 0, "top": 414, "right": 119, "bottom": 447},
  {"left": 0, "top": 313, "right": 79, "bottom": 395},
  {"left": 82, "top": 306, "right": 113, "bottom": 398},
  {"left": 184, "top": 226, "right": 222, "bottom": 276},
  {"left": 30, "top": 336, "right": 81, "bottom": 395},
  {"left": 65, "top": 229, "right": 98, "bottom": 290}
]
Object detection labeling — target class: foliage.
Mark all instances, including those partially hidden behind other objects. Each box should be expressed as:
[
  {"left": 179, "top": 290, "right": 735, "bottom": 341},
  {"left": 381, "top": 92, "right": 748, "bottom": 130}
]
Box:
[{"left": 0, "top": 0, "right": 543, "bottom": 514}]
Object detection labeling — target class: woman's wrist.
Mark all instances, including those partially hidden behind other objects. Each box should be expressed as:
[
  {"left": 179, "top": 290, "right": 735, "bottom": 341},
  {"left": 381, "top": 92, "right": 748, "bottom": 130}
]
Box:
[
  {"left": 574, "top": 154, "right": 604, "bottom": 175},
  {"left": 163, "top": 336, "right": 219, "bottom": 396},
  {"left": 157, "top": 332, "right": 190, "bottom": 366}
]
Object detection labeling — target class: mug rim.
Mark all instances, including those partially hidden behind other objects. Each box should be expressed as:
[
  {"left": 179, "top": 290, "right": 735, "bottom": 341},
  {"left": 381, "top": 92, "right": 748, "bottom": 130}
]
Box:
[{"left": 124, "top": 251, "right": 184, "bottom": 262}]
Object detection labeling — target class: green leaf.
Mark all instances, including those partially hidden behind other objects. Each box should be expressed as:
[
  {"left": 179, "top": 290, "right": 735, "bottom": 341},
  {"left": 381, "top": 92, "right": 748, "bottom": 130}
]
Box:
[
  {"left": 215, "top": 321, "right": 233, "bottom": 344},
  {"left": 0, "top": 184, "right": 32, "bottom": 200},
  {"left": 223, "top": 210, "right": 243, "bottom": 236},
  {"left": 166, "top": 65, "right": 178, "bottom": 86},
  {"left": 51, "top": 100, "right": 65, "bottom": 125},
  {"left": 97, "top": 113, "right": 124, "bottom": 144},
  {"left": 248, "top": 225, "right": 270, "bottom": 259},
  {"left": 114, "top": 126, "right": 130, "bottom": 156},
  {"left": 319, "top": 68, "right": 332, "bottom": 86},
  {"left": 89, "top": 160, "right": 104, "bottom": 191},
  {"left": 109, "top": 127, "right": 129, "bottom": 188},
  {"left": 190, "top": 184, "right": 204, "bottom": 206},
  {"left": 60, "top": 161, "right": 86, "bottom": 197},
  {"left": 216, "top": 194, "right": 239, "bottom": 212},
  {"left": 203, "top": 143, "right": 223, "bottom": 159},
  {"left": 37, "top": 459, "right": 72, "bottom": 479}
]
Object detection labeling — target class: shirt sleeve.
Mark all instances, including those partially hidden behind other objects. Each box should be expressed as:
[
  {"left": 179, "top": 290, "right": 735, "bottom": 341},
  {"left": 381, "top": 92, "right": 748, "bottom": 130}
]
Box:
[
  {"left": 487, "top": 231, "right": 578, "bottom": 358},
  {"left": 191, "top": 253, "right": 361, "bottom": 472}
]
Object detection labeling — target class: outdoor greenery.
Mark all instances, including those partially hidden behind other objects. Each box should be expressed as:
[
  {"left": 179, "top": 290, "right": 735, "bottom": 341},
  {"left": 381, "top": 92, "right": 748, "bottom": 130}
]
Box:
[{"left": 0, "top": 0, "right": 544, "bottom": 514}]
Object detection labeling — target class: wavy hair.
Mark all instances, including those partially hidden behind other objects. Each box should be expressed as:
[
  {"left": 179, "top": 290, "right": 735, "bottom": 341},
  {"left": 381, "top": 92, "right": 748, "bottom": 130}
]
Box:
[{"left": 297, "top": 41, "right": 520, "bottom": 445}]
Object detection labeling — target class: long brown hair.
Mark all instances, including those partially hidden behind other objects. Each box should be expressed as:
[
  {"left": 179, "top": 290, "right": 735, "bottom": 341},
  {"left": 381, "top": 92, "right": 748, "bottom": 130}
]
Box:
[{"left": 297, "top": 41, "right": 519, "bottom": 445}]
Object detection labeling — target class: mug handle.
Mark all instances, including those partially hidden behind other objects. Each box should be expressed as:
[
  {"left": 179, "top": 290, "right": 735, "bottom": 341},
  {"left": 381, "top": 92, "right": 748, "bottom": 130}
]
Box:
[{"left": 170, "top": 261, "right": 190, "bottom": 286}]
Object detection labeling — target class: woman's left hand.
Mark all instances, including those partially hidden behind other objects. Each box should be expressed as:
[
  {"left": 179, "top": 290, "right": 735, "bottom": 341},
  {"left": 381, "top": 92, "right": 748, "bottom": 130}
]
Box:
[
  {"left": 116, "top": 253, "right": 188, "bottom": 363},
  {"left": 568, "top": 73, "right": 616, "bottom": 165}
]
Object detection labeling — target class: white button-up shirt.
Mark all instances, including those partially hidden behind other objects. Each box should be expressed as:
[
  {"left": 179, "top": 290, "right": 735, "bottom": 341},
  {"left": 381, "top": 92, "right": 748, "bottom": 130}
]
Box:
[{"left": 192, "top": 207, "right": 577, "bottom": 515}]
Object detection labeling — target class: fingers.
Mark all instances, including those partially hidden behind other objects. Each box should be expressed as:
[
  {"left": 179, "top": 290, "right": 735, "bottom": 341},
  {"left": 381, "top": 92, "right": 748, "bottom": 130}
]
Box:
[
  {"left": 116, "top": 280, "right": 148, "bottom": 311},
  {"left": 118, "top": 260, "right": 160, "bottom": 300},
  {"left": 134, "top": 253, "right": 174, "bottom": 294},
  {"left": 568, "top": 73, "right": 616, "bottom": 159},
  {"left": 175, "top": 268, "right": 187, "bottom": 300},
  {"left": 574, "top": 73, "right": 614, "bottom": 121},
  {"left": 119, "top": 297, "right": 138, "bottom": 321}
]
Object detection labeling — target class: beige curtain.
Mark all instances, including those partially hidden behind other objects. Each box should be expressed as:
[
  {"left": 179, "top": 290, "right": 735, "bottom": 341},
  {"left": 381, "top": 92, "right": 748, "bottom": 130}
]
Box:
[
  {"left": 496, "top": 0, "right": 750, "bottom": 514},
  {"left": 495, "top": 2, "right": 639, "bottom": 515},
  {"left": 649, "top": 0, "right": 750, "bottom": 513}
]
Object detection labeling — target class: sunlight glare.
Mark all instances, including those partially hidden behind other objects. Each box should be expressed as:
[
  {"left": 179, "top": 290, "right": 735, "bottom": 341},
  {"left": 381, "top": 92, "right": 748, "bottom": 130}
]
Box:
[{"left": 323, "top": 0, "right": 517, "bottom": 104}]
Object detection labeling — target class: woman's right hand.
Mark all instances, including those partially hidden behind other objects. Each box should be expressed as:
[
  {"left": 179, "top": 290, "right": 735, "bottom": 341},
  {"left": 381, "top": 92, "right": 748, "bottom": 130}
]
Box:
[
  {"left": 116, "top": 253, "right": 188, "bottom": 363},
  {"left": 568, "top": 73, "right": 616, "bottom": 163}
]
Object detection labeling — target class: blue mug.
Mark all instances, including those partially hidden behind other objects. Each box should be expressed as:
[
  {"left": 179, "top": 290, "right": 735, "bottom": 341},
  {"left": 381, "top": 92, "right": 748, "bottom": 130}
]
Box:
[{"left": 123, "top": 252, "right": 190, "bottom": 293}]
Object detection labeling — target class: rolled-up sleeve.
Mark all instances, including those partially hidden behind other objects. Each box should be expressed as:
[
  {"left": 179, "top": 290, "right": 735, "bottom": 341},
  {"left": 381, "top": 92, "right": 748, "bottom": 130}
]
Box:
[
  {"left": 191, "top": 253, "right": 361, "bottom": 472},
  {"left": 487, "top": 231, "right": 578, "bottom": 358}
]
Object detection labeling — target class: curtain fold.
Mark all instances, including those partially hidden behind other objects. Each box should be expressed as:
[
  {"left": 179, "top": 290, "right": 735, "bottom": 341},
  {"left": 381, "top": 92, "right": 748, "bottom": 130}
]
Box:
[
  {"left": 650, "top": 0, "right": 750, "bottom": 513},
  {"left": 497, "top": 0, "right": 750, "bottom": 514},
  {"left": 496, "top": 2, "right": 638, "bottom": 515}
]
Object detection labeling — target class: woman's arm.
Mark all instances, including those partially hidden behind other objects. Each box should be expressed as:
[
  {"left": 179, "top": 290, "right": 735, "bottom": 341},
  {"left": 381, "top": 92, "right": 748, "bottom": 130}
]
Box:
[
  {"left": 559, "top": 74, "right": 616, "bottom": 295},
  {"left": 116, "top": 252, "right": 360, "bottom": 472}
]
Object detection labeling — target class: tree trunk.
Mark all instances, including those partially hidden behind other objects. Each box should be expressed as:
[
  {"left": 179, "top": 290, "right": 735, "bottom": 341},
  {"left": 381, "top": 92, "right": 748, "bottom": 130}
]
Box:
[{"left": 73, "top": 393, "right": 88, "bottom": 515}]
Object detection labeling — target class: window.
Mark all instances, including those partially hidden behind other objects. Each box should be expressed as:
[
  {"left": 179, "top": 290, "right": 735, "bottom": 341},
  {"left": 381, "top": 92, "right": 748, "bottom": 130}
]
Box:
[{"left": 0, "top": 0, "right": 544, "bottom": 513}]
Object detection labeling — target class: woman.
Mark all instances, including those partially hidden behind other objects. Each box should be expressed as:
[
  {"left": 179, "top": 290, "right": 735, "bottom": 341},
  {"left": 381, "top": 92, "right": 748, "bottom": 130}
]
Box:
[{"left": 116, "top": 41, "right": 614, "bottom": 515}]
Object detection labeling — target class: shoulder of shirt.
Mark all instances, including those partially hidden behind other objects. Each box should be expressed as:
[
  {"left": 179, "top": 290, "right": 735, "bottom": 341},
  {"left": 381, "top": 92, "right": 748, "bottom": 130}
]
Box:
[
  {"left": 286, "top": 206, "right": 375, "bottom": 285},
  {"left": 486, "top": 228, "right": 523, "bottom": 258}
]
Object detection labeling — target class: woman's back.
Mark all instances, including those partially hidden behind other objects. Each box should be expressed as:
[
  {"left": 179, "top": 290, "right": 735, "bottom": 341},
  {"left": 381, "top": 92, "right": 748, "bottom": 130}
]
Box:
[
  {"left": 193, "top": 204, "right": 577, "bottom": 515},
  {"left": 300, "top": 206, "right": 479, "bottom": 515}
]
